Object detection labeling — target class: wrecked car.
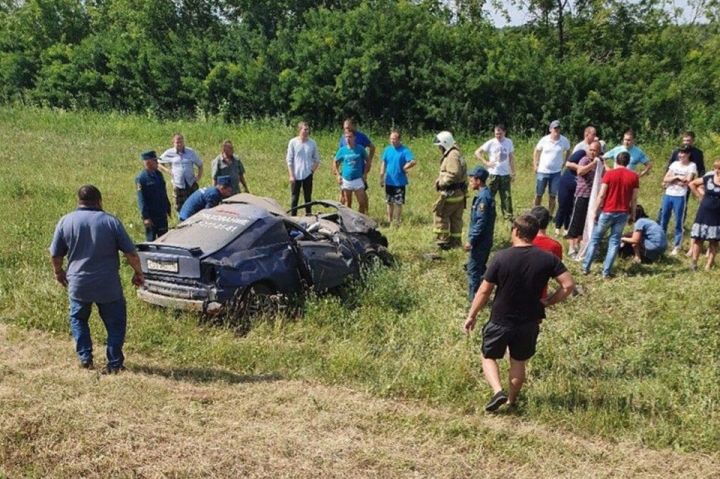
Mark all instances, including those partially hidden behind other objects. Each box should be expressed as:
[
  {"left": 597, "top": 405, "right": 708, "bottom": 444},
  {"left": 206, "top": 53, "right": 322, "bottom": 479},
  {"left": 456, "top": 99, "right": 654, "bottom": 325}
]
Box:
[{"left": 136, "top": 194, "right": 392, "bottom": 328}]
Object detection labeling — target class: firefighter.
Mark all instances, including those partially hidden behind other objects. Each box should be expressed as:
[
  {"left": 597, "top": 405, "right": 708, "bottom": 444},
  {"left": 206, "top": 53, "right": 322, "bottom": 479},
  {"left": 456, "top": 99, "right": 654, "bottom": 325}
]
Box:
[
  {"left": 465, "top": 165, "right": 496, "bottom": 300},
  {"left": 432, "top": 131, "right": 468, "bottom": 249}
]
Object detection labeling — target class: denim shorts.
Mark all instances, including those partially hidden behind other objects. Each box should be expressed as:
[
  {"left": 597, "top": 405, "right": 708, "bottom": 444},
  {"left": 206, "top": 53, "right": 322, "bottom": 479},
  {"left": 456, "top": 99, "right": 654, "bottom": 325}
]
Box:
[{"left": 535, "top": 172, "right": 561, "bottom": 197}]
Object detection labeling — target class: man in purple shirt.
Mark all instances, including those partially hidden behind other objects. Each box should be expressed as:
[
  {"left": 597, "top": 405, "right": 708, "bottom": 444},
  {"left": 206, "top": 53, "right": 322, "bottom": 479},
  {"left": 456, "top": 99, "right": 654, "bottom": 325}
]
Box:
[{"left": 50, "top": 185, "right": 144, "bottom": 373}]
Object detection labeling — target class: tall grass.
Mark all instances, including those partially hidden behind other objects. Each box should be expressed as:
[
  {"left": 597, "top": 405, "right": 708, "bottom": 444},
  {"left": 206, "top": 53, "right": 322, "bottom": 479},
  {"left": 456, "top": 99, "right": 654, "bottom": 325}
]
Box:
[{"left": 1, "top": 107, "right": 719, "bottom": 452}]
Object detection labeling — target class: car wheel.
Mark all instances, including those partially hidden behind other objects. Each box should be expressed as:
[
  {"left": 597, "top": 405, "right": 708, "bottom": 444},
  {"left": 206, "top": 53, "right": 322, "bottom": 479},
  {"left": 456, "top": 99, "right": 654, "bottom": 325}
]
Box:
[{"left": 224, "top": 283, "right": 302, "bottom": 335}]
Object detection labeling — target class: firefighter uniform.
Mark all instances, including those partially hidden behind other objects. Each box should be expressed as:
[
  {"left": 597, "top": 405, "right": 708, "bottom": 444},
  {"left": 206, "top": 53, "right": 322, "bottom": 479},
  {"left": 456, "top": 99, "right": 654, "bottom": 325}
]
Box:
[
  {"left": 433, "top": 146, "right": 468, "bottom": 248},
  {"left": 466, "top": 167, "right": 496, "bottom": 299}
]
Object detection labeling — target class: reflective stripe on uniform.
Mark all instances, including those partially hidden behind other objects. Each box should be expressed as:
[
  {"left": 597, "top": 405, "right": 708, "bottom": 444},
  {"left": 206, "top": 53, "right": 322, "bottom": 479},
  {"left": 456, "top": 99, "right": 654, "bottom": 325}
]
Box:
[
  {"left": 433, "top": 228, "right": 450, "bottom": 234},
  {"left": 444, "top": 195, "right": 465, "bottom": 204},
  {"left": 450, "top": 233, "right": 462, "bottom": 238}
]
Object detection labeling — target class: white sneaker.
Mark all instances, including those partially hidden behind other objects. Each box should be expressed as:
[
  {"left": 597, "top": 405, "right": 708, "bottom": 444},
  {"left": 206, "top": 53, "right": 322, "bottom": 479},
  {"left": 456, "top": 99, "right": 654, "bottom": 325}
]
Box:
[{"left": 671, "top": 247, "right": 680, "bottom": 256}]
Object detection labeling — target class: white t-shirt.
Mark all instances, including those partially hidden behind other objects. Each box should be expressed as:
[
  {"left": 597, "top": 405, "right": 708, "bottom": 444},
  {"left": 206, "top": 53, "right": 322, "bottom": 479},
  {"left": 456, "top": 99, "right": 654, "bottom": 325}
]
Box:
[
  {"left": 665, "top": 161, "right": 697, "bottom": 196},
  {"left": 535, "top": 135, "right": 570, "bottom": 174},
  {"left": 477, "top": 137, "right": 514, "bottom": 176}
]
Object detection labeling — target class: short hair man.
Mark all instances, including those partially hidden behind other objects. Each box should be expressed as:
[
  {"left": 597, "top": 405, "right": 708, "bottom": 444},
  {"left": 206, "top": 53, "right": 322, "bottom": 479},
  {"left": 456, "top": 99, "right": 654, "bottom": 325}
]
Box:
[
  {"left": 474, "top": 124, "right": 516, "bottom": 221},
  {"left": 603, "top": 129, "right": 652, "bottom": 177},
  {"left": 49, "top": 185, "right": 144, "bottom": 373},
  {"left": 582, "top": 152, "right": 640, "bottom": 278},
  {"left": 380, "top": 130, "right": 416, "bottom": 225},
  {"left": 464, "top": 214, "right": 575, "bottom": 411},
  {"left": 136, "top": 150, "right": 172, "bottom": 241},
  {"left": 533, "top": 120, "right": 571, "bottom": 216},
  {"left": 212, "top": 140, "right": 249, "bottom": 195},
  {"left": 159, "top": 133, "right": 204, "bottom": 211},
  {"left": 464, "top": 166, "right": 496, "bottom": 300},
  {"left": 333, "top": 130, "right": 370, "bottom": 214},
  {"left": 287, "top": 121, "right": 320, "bottom": 215},
  {"left": 338, "top": 118, "right": 375, "bottom": 205},
  {"left": 433, "top": 131, "right": 468, "bottom": 249},
  {"left": 666, "top": 131, "right": 705, "bottom": 176},
  {"left": 566, "top": 141, "right": 604, "bottom": 258},
  {"left": 178, "top": 176, "right": 234, "bottom": 221}
]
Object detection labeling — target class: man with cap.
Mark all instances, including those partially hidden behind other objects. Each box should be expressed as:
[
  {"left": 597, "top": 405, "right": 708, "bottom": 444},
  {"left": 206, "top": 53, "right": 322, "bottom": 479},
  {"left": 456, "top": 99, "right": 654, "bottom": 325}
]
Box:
[
  {"left": 136, "top": 150, "right": 172, "bottom": 241},
  {"left": 465, "top": 165, "right": 496, "bottom": 299},
  {"left": 159, "top": 133, "right": 204, "bottom": 212},
  {"left": 433, "top": 131, "right": 468, "bottom": 249},
  {"left": 533, "top": 120, "right": 571, "bottom": 217},
  {"left": 178, "top": 176, "right": 234, "bottom": 221}
]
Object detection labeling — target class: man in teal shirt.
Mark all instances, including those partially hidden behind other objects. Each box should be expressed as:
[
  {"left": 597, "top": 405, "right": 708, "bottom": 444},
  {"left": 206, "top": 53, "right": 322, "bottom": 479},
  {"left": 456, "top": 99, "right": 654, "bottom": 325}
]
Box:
[
  {"left": 603, "top": 129, "right": 652, "bottom": 177},
  {"left": 334, "top": 130, "right": 369, "bottom": 214}
]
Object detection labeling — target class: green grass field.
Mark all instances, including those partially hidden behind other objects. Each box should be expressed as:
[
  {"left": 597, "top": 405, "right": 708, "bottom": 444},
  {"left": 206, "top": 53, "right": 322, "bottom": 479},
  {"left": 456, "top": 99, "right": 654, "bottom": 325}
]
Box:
[{"left": 1, "top": 107, "right": 719, "bottom": 455}]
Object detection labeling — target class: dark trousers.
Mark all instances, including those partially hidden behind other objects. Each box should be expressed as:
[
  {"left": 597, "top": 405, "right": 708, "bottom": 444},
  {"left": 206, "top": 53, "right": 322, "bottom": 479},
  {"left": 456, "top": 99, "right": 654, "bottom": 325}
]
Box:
[
  {"left": 290, "top": 174, "right": 314, "bottom": 215},
  {"left": 555, "top": 176, "right": 576, "bottom": 230},
  {"left": 144, "top": 216, "right": 168, "bottom": 241},
  {"left": 467, "top": 241, "right": 492, "bottom": 301},
  {"left": 174, "top": 182, "right": 199, "bottom": 212}
]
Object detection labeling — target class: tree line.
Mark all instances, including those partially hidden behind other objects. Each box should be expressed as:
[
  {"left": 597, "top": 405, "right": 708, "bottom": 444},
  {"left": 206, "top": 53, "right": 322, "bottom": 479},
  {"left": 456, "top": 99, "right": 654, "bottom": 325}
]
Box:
[{"left": 1, "top": 0, "right": 719, "bottom": 139}]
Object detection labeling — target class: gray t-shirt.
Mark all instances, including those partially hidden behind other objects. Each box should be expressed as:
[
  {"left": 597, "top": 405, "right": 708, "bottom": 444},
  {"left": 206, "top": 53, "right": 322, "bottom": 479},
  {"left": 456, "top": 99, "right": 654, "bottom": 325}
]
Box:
[{"left": 49, "top": 207, "right": 136, "bottom": 303}]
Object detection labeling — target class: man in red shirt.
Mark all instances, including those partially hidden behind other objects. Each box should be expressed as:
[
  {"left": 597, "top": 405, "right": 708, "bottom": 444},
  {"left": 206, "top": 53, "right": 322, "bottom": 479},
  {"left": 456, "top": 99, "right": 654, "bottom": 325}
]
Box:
[
  {"left": 530, "top": 206, "right": 562, "bottom": 299},
  {"left": 581, "top": 152, "right": 639, "bottom": 278}
]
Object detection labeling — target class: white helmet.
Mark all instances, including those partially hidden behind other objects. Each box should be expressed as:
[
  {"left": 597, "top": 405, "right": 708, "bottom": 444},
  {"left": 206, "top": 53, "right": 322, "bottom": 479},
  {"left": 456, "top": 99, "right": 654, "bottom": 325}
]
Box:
[{"left": 433, "top": 131, "right": 456, "bottom": 150}]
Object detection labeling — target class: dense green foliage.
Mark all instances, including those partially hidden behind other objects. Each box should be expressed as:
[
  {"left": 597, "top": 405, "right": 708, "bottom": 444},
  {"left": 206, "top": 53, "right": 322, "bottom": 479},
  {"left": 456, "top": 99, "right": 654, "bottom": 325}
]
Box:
[
  {"left": 1, "top": 108, "right": 719, "bottom": 452},
  {"left": 1, "top": 0, "right": 720, "bottom": 137}
]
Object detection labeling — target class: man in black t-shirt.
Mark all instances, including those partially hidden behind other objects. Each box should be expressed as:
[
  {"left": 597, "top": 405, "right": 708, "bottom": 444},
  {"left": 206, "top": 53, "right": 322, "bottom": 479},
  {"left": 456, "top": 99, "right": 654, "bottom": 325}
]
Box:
[{"left": 464, "top": 214, "right": 575, "bottom": 412}]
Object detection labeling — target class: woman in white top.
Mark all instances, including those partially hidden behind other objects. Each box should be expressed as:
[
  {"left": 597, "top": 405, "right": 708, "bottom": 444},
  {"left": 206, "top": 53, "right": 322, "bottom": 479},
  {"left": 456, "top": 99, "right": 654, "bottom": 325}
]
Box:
[{"left": 659, "top": 145, "right": 697, "bottom": 254}]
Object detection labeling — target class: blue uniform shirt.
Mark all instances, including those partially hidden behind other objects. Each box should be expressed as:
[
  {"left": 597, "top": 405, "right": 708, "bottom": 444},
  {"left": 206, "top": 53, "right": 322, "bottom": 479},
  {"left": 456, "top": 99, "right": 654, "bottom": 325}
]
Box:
[
  {"left": 49, "top": 207, "right": 136, "bottom": 303},
  {"left": 382, "top": 144, "right": 415, "bottom": 187},
  {"left": 468, "top": 187, "right": 496, "bottom": 247},
  {"left": 179, "top": 186, "right": 223, "bottom": 221},
  {"left": 136, "top": 169, "right": 171, "bottom": 220}
]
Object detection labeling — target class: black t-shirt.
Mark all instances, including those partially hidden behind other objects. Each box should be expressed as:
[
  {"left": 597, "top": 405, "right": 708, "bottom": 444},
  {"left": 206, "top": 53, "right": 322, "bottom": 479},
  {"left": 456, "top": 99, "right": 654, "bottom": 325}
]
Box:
[{"left": 484, "top": 246, "right": 567, "bottom": 325}]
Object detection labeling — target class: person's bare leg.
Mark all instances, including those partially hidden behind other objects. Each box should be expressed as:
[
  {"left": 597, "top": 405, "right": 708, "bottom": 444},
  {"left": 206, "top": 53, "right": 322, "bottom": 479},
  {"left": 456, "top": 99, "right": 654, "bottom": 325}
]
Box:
[
  {"left": 386, "top": 204, "right": 393, "bottom": 224},
  {"left": 706, "top": 240, "right": 717, "bottom": 270},
  {"left": 355, "top": 189, "right": 368, "bottom": 215},
  {"left": 482, "top": 357, "right": 503, "bottom": 394},
  {"left": 343, "top": 190, "right": 353, "bottom": 209},
  {"left": 508, "top": 357, "right": 527, "bottom": 405},
  {"left": 394, "top": 204, "right": 403, "bottom": 225},
  {"left": 548, "top": 196, "right": 557, "bottom": 217},
  {"left": 691, "top": 239, "right": 702, "bottom": 268},
  {"left": 534, "top": 195, "right": 543, "bottom": 207}
]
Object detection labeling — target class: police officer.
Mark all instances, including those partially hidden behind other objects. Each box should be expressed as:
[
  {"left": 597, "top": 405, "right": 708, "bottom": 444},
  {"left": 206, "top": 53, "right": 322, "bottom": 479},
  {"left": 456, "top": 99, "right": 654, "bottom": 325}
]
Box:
[
  {"left": 136, "top": 150, "right": 172, "bottom": 241},
  {"left": 465, "top": 166, "right": 496, "bottom": 300},
  {"left": 432, "top": 131, "right": 468, "bottom": 249},
  {"left": 178, "top": 176, "right": 234, "bottom": 221}
]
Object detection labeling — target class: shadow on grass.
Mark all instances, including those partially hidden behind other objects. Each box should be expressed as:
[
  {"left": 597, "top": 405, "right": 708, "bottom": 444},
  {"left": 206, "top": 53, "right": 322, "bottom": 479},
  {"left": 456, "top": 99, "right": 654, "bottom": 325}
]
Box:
[{"left": 131, "top": 364, "right": 282, "bottom": 385}]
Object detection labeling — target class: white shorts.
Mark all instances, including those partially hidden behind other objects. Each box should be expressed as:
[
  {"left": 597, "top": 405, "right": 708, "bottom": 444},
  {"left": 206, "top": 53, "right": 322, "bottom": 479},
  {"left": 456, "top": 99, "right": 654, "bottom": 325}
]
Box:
[{"left": 341, "top": 178, "right": 365, "bottom": 191}]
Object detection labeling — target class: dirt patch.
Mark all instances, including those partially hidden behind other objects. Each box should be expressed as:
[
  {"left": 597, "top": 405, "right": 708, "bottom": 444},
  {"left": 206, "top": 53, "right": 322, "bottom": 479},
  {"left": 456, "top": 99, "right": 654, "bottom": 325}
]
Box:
[{"left": 0, "top": 324, "right": 717, "bottom": 478}]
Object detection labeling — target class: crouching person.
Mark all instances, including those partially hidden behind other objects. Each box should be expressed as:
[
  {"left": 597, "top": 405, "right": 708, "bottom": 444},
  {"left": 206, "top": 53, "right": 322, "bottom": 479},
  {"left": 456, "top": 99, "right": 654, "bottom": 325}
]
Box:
[{"left": 620, "top": 204, "right": 668, "bottom": 263}]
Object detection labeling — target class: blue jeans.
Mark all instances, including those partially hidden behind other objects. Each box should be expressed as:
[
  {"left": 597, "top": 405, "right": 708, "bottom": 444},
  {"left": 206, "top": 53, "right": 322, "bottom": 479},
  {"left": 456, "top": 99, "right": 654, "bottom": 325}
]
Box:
[
  {"left": 659, "top": 194, "right": 686, "bottom": 247},
  {"left": 582, "top": 212, "right": 629, "bottom": 276},
  {"left": 69, "top": 298, "right": 127, "bottom": 368},
  {"left": 535, "top": 172, "right": 561, "bottom": 197}
]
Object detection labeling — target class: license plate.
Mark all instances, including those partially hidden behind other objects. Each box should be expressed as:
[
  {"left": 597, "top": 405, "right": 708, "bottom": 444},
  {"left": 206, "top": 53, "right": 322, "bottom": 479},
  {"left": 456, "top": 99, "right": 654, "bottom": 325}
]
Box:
[{"left": 147, "top": 258, "right": 179, "bottom": 273}]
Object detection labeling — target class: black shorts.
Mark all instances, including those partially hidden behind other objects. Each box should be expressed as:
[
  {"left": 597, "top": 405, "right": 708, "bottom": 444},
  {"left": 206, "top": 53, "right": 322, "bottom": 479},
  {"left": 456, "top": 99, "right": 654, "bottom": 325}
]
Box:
[
  {"left": 482, "top": 320, "right": 540, "bottom": 361},
  {"left": 567, "top": 196, "right": 590, "bottom": 238},
  {"left": 385, "top": 185, "right": 406, "bottom": 205}
]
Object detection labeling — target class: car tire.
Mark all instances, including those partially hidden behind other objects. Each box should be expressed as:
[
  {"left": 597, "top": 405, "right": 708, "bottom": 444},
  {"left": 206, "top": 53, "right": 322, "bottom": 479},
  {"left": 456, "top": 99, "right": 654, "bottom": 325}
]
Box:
[{"left": 225, "top": 283, "right": 302, "bottom": 335}]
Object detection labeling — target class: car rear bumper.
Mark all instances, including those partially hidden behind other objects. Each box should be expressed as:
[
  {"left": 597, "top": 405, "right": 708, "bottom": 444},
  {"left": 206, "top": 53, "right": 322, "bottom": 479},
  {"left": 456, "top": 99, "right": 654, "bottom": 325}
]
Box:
[{"left": 137, "top": 288, "right": 223, "bottom": 314}]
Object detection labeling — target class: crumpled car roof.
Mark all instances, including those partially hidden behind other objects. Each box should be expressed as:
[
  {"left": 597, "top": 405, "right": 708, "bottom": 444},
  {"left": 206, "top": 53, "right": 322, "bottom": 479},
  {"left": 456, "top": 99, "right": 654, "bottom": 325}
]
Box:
[{"left": 223, "top": 193, "right": 287, "bottom": 217}]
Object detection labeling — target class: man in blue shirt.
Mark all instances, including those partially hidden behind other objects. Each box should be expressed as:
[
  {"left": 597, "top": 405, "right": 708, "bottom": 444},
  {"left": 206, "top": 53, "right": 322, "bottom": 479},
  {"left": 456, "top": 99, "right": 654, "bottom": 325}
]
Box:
[
  {"left": 49, "top": 185, "right": 144, "bottom": 373},
  {"left": 380, "top": 130, "right": 416, "bottom": 225},
  {"left": 464, "top": 166, "right": 496, "bottom": 300},
  {"left": 338, "top": 118, "right": 375, "bottom": 206},
  {"left": 334, "top": 131, "right": 369, "bottom": 214},
  {"left": 136, "top": 150, "right": 172, "bottom": 241},
  {"left": 603, "top": 129, "right": 652, "bottom": 177},
  {"left": 178, "top": 176, "right": 234, "bottom": 221}
]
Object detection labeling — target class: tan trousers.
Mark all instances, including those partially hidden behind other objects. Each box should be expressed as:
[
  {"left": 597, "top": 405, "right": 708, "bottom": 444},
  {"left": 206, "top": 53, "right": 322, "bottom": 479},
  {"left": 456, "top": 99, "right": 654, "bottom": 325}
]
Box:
[{"left": 432, "top": 193, "right": 465, "bottom": 247}]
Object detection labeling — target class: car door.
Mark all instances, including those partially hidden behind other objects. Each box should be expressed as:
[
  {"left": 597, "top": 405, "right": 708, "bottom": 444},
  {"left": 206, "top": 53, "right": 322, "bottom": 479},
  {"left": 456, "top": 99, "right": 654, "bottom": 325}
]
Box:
[{"left": 286, "top": 222, "right": 352, "bottom": 291}]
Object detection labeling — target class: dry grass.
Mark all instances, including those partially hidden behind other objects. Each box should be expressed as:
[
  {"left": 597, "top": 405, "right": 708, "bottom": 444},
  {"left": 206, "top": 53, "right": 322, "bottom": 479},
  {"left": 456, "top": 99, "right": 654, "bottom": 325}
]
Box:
[{"left": 1, "top": 323, "right": 717, "bottom": 478}]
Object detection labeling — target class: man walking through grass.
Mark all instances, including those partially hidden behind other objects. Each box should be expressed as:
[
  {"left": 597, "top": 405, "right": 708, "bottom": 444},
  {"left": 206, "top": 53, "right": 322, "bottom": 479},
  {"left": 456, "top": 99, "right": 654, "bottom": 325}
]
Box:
[
  {"left": 50, "top": 185, "right": 144, "bottom": 374},
  {"left": 464, "top": 214, "right": 575, "bottom": 412}
]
